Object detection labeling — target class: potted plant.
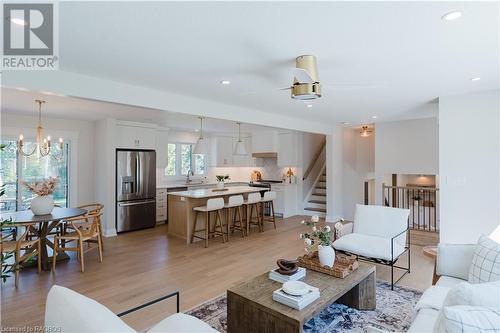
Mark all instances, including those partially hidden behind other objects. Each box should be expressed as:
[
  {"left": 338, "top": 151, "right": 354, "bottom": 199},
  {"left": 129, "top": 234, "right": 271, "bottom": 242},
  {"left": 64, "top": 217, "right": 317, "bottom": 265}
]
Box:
[
  {"left": 299, "top": 215, "right": 336, "bottom": 267},
  {"left": 215, "top": 175, "right": 230, "bottom": 189},
  {"left": 21, "top": 177, "right": 58, "bottom": 215}
]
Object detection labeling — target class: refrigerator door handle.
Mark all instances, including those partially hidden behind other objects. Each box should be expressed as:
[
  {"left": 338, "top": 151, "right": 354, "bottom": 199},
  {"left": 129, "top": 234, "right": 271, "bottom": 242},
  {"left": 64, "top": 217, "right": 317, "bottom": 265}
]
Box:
[
  {"left": 118, "top": 199, "right": 156, "bottom": 207},
  {"left": 135, "top": 154, "right": 140, "bottom": 195}
]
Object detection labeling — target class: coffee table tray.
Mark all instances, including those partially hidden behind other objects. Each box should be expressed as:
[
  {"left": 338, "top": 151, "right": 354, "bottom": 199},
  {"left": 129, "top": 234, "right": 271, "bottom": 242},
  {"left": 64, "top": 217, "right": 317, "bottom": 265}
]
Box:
[{"left": 297, "top": 252, "right": 359, "bottom": 278}]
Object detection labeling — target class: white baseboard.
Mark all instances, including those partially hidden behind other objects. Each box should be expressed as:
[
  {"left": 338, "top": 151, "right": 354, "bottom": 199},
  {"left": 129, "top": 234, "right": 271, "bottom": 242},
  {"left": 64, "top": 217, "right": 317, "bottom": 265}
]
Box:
[{"left": 103, "top": 228, "right": 117, "bottom": 237}]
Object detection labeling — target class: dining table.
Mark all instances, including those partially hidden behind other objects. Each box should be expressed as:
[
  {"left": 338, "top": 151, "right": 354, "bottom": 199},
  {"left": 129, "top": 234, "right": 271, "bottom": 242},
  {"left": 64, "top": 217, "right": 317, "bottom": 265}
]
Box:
[{"left": 2, "top": 207, "right": 88, "bottom": 270}]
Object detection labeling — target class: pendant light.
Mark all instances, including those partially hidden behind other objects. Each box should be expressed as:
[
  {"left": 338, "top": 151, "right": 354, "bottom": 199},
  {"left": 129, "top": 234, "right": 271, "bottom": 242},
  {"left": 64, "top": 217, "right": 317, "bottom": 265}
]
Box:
[
  {"left": 360, "top": 126, "right": 373, "bottom": 137},
  {"left": 193, "top": 116, "right": 209, "bottom": 154},
  {"left": 233, "top": 122, "right": 247, "bottom": 155}
]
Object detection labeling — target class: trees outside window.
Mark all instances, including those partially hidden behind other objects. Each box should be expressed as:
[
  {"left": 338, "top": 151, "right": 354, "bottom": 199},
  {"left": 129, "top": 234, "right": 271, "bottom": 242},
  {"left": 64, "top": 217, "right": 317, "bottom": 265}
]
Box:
[{"left": 165, "top": 143, "right": 205, "bottom": 177}]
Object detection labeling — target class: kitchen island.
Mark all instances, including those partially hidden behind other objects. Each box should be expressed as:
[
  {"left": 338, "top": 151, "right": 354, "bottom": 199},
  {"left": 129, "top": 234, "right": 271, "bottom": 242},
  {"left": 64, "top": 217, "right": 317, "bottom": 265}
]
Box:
[{"left": 167, "top": 186, "right": 266, "bottom": 243}]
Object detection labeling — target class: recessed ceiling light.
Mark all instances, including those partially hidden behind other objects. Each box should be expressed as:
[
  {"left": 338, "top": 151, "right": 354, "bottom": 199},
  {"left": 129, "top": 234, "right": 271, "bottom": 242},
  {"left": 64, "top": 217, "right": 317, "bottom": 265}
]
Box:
[
  {"left": 220, "top": 80, "right": 231, "bottom": 85},
  {"left": 442, "top": 11, "right": 462, "bottom": 21},
  {"left": 11, "top": 17, "right": 27, "bottom": 26},
  {"left": 342, "top": 122, "right": 350, "bottom": 125},
  {"left": 371, "top": 115, "right": 377, "bottom": 119},
  {"left": 471, "top": 77, "right": 481, "bottom": 81},
  {"left": 306, "top": 104, "right": 313, "bottom": 108},
  {"left": 195, "top": 129, "right": 199, "bottom": 132}
]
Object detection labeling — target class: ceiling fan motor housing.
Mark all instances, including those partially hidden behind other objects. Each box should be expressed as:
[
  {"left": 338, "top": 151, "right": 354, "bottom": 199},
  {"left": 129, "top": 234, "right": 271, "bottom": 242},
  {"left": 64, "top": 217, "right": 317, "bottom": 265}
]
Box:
[{"left": 292, "top": 55, "right": 321, "bottom": 100}]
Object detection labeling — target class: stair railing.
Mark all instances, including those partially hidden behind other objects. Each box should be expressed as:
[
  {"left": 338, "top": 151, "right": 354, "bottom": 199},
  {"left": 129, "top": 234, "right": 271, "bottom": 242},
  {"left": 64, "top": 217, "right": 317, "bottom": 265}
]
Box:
[
  {"left": 382, "top": 183, "right": 439, "bottom": 232},
  {"left": 303, "top": 137, "right": 326, "bottom": 181}
]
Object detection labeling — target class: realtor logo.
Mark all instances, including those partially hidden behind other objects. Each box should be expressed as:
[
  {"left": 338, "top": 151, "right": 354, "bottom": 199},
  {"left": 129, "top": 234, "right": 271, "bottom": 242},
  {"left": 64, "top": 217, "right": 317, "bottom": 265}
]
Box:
[{"left": 2, "top": 2, "right": 58, "bottom": 70}]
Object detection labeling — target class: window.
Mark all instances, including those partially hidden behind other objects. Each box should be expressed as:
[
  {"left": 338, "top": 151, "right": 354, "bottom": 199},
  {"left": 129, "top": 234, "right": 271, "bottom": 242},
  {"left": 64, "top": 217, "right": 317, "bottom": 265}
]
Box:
[
  {"left": 165, "top": 143, "right": 205, "bottom": 177},
  {"left": 0, "top": 140, "right": 69, "bottom": 212}
]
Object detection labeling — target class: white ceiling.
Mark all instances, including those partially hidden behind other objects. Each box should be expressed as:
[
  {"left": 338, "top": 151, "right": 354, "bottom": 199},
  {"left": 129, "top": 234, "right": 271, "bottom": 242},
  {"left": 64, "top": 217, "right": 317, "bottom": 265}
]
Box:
[
  {"left": 0, "top": 88, "right": 281, "bottom": 134},
  {"left": 52, "top": 1, "right": 498, "bottom": 124}
]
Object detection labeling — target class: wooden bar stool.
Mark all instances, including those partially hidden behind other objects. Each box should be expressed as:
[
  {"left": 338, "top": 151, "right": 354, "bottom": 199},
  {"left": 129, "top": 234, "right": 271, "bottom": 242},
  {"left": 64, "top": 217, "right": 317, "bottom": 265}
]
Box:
[
  {"left": 190, "top": 198, "right": 225, "bottom": 248},
  {"left": 261, "top": 191, "right": 277, "bottom": 230},
  {"left": 244, "top": 192, "right": 263, "bottom": 235},
  {"left": 225, "top": 195, "right": 245, "bottom": 238}
]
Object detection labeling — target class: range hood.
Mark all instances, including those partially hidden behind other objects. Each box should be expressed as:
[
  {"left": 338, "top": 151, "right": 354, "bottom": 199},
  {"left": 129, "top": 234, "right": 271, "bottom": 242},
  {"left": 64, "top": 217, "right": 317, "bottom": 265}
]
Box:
[{"left": 252, "top": 152, "right": 277, "bottom": 158}]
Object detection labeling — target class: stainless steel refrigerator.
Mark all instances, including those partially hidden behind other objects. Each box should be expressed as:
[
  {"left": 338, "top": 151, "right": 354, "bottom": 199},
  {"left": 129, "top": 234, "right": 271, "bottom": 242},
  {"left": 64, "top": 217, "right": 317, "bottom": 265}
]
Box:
[{"left": 116, "top": 149, "right": 156, "bottom": 233}]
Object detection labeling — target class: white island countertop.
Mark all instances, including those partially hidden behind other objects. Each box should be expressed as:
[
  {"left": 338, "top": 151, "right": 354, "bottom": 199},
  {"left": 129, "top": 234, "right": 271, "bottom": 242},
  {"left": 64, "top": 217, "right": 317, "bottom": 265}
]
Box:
[{"left": 168, "top": 186, "right": 266, "bottom": 199}]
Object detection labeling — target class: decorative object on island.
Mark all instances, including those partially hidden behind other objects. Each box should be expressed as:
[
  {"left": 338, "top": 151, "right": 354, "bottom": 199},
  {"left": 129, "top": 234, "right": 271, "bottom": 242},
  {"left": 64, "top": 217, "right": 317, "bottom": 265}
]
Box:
[
  {"left": 276, "top": 259, "right": 299, "bottom": 275},
  {"left": 215, "top": 175, "right": 230, "bottom": 189},
  {"left": 233, "top": 122, "right": 248, "bottom": 155},
  {"left": 285, "top": 168, "right": 295, "bottom": 183},
  {"left": 297, "top": 252, "right": 359, "bottom": 278},
  {"left": 299, "top": 215, "right": 336, "bottom": 267},
  {"left": 21, "top": 177, "right": 58, "bottom": 215},
  {"left": 250, "top": 170, "right": 262, "bottom": 182},
  {"left": 16, "top": 100, "right": 64, "bottom": 159},
  {"left": 193, "top": 116, "right": 209, "bottom": 154}
]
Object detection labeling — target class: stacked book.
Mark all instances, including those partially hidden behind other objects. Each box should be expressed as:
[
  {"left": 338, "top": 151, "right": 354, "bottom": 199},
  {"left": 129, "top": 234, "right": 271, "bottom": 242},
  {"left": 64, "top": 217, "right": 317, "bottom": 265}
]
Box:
[
  {"left": 268, "top": 267, "right": 306, "bottom": 283},
  {"left": 272, "top": 285, "right": 320, "bottom": 310}
]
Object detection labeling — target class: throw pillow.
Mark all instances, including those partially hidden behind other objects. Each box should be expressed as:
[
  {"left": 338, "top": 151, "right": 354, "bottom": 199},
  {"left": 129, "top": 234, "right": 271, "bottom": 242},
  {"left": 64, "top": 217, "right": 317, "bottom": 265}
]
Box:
[
  {"left": 444, "top": 280, "right": 500, "bottom": 308},
  {"left": 440, "top": 305, "right": 500, "bottom": 333},
  {"left": 468, "top": 235, "right": 500, "bottom": 283}
]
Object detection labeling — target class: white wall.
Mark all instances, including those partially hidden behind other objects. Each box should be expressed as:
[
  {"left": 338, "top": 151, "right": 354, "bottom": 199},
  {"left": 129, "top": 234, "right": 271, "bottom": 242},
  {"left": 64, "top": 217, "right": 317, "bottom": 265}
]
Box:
[
  {"left": 342, "top": 128, "right": 375, "bottom": 220},
  {"left": 375, "top": 118, "right": 439, "bottom": 204},
  {"left": 439, "top": 90, "right": 500, "bottom": 244},
  {"left": 0, "top": 112, "right": 95, "bottom": 206}
]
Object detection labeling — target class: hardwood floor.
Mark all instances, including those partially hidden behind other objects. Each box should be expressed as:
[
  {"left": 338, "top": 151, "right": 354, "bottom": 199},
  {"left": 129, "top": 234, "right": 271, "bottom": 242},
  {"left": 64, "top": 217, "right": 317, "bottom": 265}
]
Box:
[{"left": 1, "top": 216, "right": 434, "bottom": 331}]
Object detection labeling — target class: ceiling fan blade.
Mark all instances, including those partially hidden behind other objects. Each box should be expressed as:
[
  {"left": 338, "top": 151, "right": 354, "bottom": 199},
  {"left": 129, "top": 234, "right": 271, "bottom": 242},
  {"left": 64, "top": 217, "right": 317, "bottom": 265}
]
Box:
[
  {"left": 322, "top": 82, "right": 383, "bottom": 89},
  {"left": 292, "top": 68, "right": 315, "bottom": 84},
  {"left": 278, "top": 87, "right": 292, "bottom": 91}
]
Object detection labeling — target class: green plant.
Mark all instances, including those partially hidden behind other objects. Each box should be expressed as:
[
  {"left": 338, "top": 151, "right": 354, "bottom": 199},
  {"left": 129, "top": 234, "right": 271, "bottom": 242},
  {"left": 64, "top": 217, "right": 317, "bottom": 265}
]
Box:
[{"left": 216, "top": 175, "right": 230, "bottom": 182}]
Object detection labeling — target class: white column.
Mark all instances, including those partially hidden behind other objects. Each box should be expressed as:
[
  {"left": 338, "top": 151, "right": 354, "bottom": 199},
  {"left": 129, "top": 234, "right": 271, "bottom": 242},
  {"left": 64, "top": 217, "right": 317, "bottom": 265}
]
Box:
[{"left": 325, "top": 124, "right": 343, "bottom": 222}]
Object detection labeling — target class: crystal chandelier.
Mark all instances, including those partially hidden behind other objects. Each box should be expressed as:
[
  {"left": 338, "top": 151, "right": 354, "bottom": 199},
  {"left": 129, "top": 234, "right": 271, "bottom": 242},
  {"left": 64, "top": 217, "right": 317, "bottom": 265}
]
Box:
[{"left": 17, "top": 100, "right": 63, "bottom": 158}]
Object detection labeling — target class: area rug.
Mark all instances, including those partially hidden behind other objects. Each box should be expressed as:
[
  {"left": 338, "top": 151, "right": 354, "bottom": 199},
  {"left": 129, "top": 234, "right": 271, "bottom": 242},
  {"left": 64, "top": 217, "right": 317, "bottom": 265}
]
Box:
[{"left": 186, "top": 280, "right": 422, "bottom": 333}]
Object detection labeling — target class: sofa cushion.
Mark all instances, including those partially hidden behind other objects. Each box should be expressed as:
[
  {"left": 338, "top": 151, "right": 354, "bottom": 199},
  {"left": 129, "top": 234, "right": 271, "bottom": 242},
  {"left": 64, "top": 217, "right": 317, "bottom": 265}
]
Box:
[
  {"left": 435, "top": 276, "right": 466, "bottom": 288},
  {"left": 353, "top": 204, "right": 410, "bottom": 242},
  {"left": 436, "top": 244, "right": 475, "bottom": 281},
  {"left": 45, "top": 285, "right": 136, "bottom": 333},
  {"left": 436, "top": 305, "right": 500, "bottom": 333},
  {"left": 148, "top": 313, "right": 218, "bottom": 333},
  {"left": 468, "top": 235, "right": 500, "bottom": 283},
  {"left": 333, "top": 233, "right": 405, "bottom": 261},
  {"left": 414, "top": 286, "right": 451, "bottom": 314},
  {"left": 408, "top": 308, "right": 440, "bottom": 333},
  {"left": 444, "top": 280, "right": 500, "bottom": 308}
]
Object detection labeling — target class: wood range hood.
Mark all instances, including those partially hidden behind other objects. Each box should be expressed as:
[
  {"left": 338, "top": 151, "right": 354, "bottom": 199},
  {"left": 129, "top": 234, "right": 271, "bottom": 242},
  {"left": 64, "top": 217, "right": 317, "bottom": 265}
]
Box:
[{"left": 251, "top": 152, "right": 278, "bottom": 159}]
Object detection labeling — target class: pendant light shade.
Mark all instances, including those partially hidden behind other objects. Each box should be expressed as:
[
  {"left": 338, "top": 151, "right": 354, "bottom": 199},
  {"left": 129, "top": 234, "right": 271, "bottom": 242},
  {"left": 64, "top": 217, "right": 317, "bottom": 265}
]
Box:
[
  {"left": 233, "top": 122, "right": 247, "bottom": 156},
  {"left": 193, "top": 117, "right": 209, "bottom": 154}
]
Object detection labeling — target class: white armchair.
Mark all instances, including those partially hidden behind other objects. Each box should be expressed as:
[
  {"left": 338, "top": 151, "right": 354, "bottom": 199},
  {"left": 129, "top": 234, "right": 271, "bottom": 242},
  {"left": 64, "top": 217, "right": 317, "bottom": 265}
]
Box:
[
  {"left": 333, "top": 204, "right": 411, "bottom": 289},
  {"left": 45, "top": 285, "right": 218, "bottom": 333}
]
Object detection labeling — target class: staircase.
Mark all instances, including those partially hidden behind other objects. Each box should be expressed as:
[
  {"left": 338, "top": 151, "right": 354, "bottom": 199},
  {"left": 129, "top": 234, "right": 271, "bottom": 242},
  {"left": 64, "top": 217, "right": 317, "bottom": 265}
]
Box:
[{"left": 304, "top": 167, "right": 327, "bottom": 217}]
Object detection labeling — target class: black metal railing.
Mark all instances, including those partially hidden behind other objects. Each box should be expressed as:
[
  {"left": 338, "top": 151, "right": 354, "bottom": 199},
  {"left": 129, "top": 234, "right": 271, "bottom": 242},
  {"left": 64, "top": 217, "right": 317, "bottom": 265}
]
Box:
[{"left": 382, "top": 184, "right": 439, "bottom": 232}]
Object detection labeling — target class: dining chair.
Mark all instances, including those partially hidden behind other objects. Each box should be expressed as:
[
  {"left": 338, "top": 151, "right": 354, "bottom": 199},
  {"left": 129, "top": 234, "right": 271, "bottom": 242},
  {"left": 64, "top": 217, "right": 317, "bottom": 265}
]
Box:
[
  {"left": 1, "top": 224, "right": 41, "bottom": 288},
  {"left": 52, "top": 211, "right": 103, "bottom": 273},
  {"left": 72, "top": 204, "right": 104, "bottom": 251}
]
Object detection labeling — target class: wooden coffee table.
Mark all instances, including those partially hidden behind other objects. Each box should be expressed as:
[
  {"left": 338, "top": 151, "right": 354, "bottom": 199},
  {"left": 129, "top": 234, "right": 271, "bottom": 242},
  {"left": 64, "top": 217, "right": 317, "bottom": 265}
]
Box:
[{"left": 227, "top": 262, "right": 376, "bottom": 333}]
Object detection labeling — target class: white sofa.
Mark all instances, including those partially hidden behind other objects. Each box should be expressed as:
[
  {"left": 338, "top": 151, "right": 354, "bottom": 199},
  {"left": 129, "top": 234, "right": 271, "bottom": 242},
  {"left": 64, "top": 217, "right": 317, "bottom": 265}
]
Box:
[
  {"left": 333, "top": 204, "right": 411, "bottom": 289},
  {"left": 45, "top": 285, "right": 218, "bottom": 333},
  {"left": 408, "top": 243, "right": 475, "bottom": 332}
]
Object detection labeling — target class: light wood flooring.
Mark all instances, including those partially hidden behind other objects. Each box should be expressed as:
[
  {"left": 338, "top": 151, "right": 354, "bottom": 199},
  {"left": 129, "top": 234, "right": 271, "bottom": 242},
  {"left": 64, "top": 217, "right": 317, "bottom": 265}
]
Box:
[{"left": 1, "top": 216, "right": 434, "bottom": 331}]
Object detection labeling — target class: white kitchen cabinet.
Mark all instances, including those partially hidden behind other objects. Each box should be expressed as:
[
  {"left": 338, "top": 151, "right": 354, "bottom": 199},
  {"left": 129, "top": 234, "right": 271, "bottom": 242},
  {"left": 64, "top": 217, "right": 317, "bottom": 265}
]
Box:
[
  {"left": 210, "top": 136, "right": 234, "bottom": 167},
  {"left": 271, "top": 184, "right": 298, "bottom": 218},
  {"left": 277, "top": 131, "right": 297, "bottom": 167},
  {"left": 116, "top": 122, "right": 156, "bottom": 149},
  {"left": 251, "top": 131, "right": 277, "bottom": 153},
  {"left": 232, "top": 136, "right": 253, "bottom": 167},
  {"left": 156, "top": 188, "right": 167, "bottom": 223}
]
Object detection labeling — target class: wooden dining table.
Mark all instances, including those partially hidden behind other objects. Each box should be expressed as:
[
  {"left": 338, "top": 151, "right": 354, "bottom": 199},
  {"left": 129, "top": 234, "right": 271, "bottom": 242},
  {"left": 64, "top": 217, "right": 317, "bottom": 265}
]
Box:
[{"left": 2, "top": 207, "right": 87, "bottom": 270}]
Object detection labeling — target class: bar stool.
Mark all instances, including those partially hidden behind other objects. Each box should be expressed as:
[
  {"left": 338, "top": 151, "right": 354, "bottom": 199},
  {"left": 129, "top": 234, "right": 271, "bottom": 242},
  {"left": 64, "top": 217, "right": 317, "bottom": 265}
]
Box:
[
  {"left": 225, "top": 195, "right": 245, "bottom": 238},
  {"left": 244, "top": 192, "right": 263, "bottom": 235},
  {"left": 261, "top": 191, "right": 277, "bottom": 230},
  {"left": 190, "top": 198, "right": 225, "bottom": 248}
]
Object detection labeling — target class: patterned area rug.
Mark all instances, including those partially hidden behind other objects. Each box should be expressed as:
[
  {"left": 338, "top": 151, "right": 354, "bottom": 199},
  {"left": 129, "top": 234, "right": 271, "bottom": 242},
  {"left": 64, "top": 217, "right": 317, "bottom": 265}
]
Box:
[{"left": 186, "top": 281, "right": 422, "bottom": 333}]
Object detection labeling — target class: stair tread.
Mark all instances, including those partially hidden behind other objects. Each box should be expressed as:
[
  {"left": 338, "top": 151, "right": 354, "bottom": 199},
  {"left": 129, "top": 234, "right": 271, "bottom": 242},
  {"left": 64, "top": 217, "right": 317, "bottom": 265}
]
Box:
[
  {"left": 304, "top": 207, "right": 327, "bottom": 213},
  {"left": 312, "top": 193, "right": 326, "bottom": 196},
  {"left": 315, "top": 186, "right": 327, "bottom": 189},
  {"left": 308, "top": 200, "right": 326, "bottom": 204}
]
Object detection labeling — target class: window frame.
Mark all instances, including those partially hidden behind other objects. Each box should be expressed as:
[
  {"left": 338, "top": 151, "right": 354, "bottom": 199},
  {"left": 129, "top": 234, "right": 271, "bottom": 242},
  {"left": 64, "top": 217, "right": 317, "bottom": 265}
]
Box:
[{"left": 165, "top": 142, "right": 206, "bottom": 178}]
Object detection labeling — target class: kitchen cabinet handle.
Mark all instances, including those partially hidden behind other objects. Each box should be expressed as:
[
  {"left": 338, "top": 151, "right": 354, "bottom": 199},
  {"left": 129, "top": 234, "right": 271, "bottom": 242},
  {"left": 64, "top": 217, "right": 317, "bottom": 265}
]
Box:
[{"left": 118, "top": 199, "right": 156, "bottom": 207}]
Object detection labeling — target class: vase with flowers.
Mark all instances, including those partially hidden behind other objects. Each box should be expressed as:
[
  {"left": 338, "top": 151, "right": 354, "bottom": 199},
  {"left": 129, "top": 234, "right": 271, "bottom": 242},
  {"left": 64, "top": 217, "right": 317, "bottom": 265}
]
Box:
[
  {"left": 299, "top": 215, "right": 336, "bottom": 267},
  {"left": 215, "top": 175, "right": 230, "bottom": 189},
  {"left": 21, "top": 177, "right": 58, "bottom": 215}
]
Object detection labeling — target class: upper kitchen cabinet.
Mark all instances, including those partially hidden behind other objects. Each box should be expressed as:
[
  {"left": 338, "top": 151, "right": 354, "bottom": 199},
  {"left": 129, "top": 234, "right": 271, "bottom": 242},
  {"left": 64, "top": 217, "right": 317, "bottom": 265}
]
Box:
[
  {"left": 155, "top": 128, "right": 169, "bottom": 168},
  {"left": 210, "top": 136, "right": 234, "bottom": 167},
  {"left": 116, "top": 121, "right": 156, "bottom": 150},
  {"left": 251, "top": 131, "right": 277, "bottom": 153},
  {"left": 277, "top": 131, "right": 298, "bottom": 167},
  {"left": 232, "top": 136, "right": 253, "bottom": 167}
]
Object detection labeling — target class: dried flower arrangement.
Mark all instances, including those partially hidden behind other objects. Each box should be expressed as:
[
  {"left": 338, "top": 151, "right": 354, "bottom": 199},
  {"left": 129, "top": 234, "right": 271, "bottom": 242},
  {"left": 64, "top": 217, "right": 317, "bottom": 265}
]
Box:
[{"left": 20, "top": 177, "right": 58, "bottom": 196}]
